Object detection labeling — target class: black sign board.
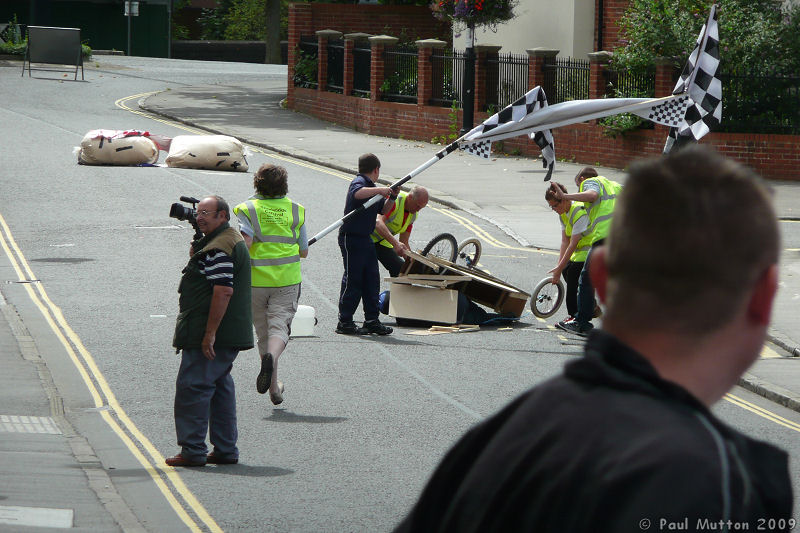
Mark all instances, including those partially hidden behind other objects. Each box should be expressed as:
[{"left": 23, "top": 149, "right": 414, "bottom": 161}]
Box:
[{"left": 22, "top": 26, "right": 84, "bottom": 81}]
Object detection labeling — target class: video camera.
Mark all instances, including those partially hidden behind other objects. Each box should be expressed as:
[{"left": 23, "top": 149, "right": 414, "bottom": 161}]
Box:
[{"left": 169, "top": 196, "right": 203, "bottom": 242}]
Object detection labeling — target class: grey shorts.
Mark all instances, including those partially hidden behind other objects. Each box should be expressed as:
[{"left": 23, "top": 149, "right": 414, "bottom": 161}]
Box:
[{"left": 251, "top": 283, "right": 301, "bottom": 347}]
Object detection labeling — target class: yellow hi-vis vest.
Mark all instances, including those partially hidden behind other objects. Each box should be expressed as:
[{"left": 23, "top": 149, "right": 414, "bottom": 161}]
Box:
[
  {"left": 580, "top": 176, "right": 622, "bottom": 243},
  {"left": 233, "top": 196, "right": 304, "bottom": 287},
  {"left": 370, "top": 192, "right": 417, "bottom": 248},
  {"left": 560, "top": 203, "right": 593, "bottom": 263}
]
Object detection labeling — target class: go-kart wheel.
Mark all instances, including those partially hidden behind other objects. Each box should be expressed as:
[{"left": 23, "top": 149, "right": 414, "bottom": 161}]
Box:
[
  {"left": 530, "top": 277, "right": 565, "bottom": 318},
  {"left": 456, "top": 238, "right": 482, "bottom": 268}
]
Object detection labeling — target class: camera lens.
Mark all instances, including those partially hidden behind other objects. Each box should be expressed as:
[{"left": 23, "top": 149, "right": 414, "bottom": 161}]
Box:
[{"left": 169, "top": 203, "right": 191, "bottom": 221}]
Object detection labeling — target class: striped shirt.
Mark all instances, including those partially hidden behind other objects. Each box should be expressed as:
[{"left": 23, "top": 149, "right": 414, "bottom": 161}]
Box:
[{"left": 199, "top": 250, "right": 234, "bottom": 287}]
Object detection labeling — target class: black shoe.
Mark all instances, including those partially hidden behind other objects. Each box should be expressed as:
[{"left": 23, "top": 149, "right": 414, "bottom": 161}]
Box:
[
  {"left": 206, "top": 452, "right": 238, "bottom": 465},
  {"left": 358, "top": 320, "right": 393, "bottom": 336},
  {"left": 336, "top": 320, "right": 360, "bottom": 335},
  {"left": 256, "top": 353, "right": 273, "bottom": 394},
  {"left": 558, "top": 320, "right": 593, "bottom": 337}
]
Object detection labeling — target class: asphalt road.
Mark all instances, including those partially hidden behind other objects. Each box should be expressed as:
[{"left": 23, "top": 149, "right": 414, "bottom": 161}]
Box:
[{"left": 0, "top": 57, "right": 797, "bottom": 531}]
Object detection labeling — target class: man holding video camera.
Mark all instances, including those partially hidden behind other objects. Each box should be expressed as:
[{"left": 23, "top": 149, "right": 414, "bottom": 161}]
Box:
[{"left": 166, "top": 195, "right": 253, "bottom": 467}]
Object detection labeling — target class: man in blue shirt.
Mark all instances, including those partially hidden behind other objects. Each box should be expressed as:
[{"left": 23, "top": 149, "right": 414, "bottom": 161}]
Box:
[{"left": 336, "top": 153, "right": 397, "bottom": 335}]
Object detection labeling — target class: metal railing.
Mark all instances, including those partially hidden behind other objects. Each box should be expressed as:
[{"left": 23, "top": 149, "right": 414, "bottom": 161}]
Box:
[
  {"left": 485, "top": 52, "right": 529, "bottom": 111},
  {"left": 352, "top": 45, "right": 371, "bottom": 97},
  {"left": 430, "top": 49, "right": 465, "bottom": 107},
  {"left": 542, "top": 57, "right": 589, "bottom": 104},
  {"left": 605, "top": 66, "right": 655, "bottom": 98},
  {"left": 718, "top": 69, "right": 800, "bottom": 134},
  {"left": 381, "top": 46, "right": 418, "bottom": 103},
  {"left": 326, "top": 39, "right": 344, "bottom": 93}
]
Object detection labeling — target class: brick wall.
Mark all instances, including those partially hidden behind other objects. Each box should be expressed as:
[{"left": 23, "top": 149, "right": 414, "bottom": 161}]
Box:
[
  {"left": 596, "top": 0, "right": 629, "bottom": 51},
  {"left": 287, "top": 2, "right": 800, "bottom": 182}
]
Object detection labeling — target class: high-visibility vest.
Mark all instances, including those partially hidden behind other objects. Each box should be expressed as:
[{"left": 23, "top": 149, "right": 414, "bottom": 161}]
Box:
[
  {"left": 580, "top": 176, "right": 622, "bottom": 243},
  {"left": 370, "top": 192, "right": 417, "bottom": 248},
  {"left": 560, "top": 203, "right": 593, "bottom": 263},
  {"left": 233, "top": 196, "right": 304, "bottom": 287}
]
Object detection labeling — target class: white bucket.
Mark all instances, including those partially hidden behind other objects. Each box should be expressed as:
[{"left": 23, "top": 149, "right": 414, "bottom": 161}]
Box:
[{"left": 290, "top": 305, "right": 316, "bottom": 337}]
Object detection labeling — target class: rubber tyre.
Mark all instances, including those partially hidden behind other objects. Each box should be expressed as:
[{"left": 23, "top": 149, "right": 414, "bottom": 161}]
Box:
[
  {"left": 421, "top": 233, "right": 458, "bottom": 263},
  {"left": 456, "top": 238, "right": 482, "bottom": 268},
  {"left": 530, "top": 277, "right": 565, "bottom": 318}
]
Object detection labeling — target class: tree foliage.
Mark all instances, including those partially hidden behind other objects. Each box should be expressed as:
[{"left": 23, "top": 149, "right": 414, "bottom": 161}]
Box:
[{"left": 611, "top": 0, "right": 800, "bottom": 74}]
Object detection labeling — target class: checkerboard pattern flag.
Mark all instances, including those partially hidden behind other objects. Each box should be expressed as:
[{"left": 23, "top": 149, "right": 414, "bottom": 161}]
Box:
[
  {"left": 664, "top": 4, "right": 722, "bottom": 153},
  {"left": 462, "top": 140, "right": 492, "bottom": 159},
  {"left": 646, "top": 95, "right": 691, "bottom": 128},
  {"left": 460, "top": 86, "right": 555, "bottom": 180}
]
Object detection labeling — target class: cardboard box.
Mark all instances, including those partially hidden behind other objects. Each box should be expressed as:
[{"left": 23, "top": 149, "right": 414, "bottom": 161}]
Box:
[{"left": 388, "top": 283, "right": 458, "bottom": 324}]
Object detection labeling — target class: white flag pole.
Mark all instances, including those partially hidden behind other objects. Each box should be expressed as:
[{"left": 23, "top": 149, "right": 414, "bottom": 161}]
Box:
[{"left": 308, "top": 135, "right": 467, "bottom": 245}]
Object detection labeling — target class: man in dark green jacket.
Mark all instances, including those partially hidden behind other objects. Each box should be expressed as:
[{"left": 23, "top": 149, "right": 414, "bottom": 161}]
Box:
[{"left": 166, "top": 195, "right": 253, "bottom": 467}]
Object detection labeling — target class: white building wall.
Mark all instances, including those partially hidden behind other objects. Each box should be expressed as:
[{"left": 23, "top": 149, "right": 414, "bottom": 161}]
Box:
[{"left": 453, "top": 0, "right": 595, "bottom": 58}]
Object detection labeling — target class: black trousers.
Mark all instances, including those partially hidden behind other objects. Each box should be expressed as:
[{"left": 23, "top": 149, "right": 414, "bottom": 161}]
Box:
[
  {"left": 338, "top": 233, "right": 380, "bottom": 323},
  {"left": 375, "top": 243, "right": 405, "bottom": 278},
  {"left": 563, "top": 260, "right": 584, "bottom": 318}
]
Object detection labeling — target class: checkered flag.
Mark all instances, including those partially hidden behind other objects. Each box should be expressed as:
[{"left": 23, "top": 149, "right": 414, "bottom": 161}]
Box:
[
  {"left": 460, "top": 86, "right": 556, "bottom": 181},
  {"left": 644, "top": 95, "right": 691, "bottom": 128},
  {"left": 664, "top": 4, "right": 722, "bottom": 153},
  {"left": 532, "top": 130, "right": 555, "bottom": 181},
  {"left": 462, "top": 140, "right": 492, "bottom": 159}
]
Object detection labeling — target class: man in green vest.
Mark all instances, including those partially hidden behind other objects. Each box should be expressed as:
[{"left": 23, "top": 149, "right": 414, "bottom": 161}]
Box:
[
  {"left": 234, "top": 164, "right": 307, "bottom": 406},
  {"left": 371, "top": 185, "right": 429, "bottom": 278},
  {"left": 167, "top": 195, "right": 253, "bottom": 467},
  {"left": 553, "top": 167, "right": 622, "bottom": 337}
]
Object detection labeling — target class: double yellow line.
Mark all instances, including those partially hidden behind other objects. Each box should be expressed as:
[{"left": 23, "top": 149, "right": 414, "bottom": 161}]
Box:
[{"left": 0, "top": 213, "right": 220, "bottom": 532}]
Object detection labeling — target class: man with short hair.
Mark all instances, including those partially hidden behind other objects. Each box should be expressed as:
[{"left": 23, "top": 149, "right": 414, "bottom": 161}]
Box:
[
  {"left": 167, "top": 195, "right": 253, "bottom": 467},
  {"left": 371, "top": 185, "right": 429, "bottom": 278},
  {"left": 554, "top": 166, "right": 622, "bottom": 336},
  {"left": 396, "top": 146, "right": 792, "bottom": 532}
]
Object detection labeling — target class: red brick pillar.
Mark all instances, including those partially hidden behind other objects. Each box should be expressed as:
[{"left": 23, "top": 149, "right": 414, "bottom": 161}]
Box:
[
  {"left": 368, "top": 35, "right": 398, "bottom": 102},
  {"left": 316, "top": 29, "right": 342, "bottom": 93},
  {"left": 474, "top": 44, "right": 501, "bottom": 115},
  {"left": 654, "top": 57, "right": 677, "bottom": 97},
  {"left": 588, "top": 51, "right": 613, "bottom": 100},
  {"left": 344, "top": 33, "right": 371, "bottom": 96},
  {"left": 527, "top": 48, "right": 558, "bottom": 96},
  {"left": 415, "top": 39, "right": 446, "bottom": 107},
  {"left": 287, "top": 3, "right": 313, "bottom": 107}
]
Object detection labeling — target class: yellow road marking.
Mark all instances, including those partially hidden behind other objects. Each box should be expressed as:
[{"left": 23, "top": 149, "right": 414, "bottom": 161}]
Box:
[
  {"left": 760, "top": 344, "right": 782, "bottom": 359},
  {"left": 0, "top": 213, "right": 219, "bottom": 533},
  {"left": 724, "top": 393, "right": 800, "bottom": 433}
]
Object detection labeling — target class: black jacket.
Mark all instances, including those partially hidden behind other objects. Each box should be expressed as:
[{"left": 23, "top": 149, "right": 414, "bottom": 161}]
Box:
[{"left": 396, "top": 330, "right": 793, "bottom": 533}]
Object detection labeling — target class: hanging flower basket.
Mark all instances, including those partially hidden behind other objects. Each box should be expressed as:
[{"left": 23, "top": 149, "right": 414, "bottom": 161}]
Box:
[{"left": 430, "top": 0, "right": 516, "bottom": 32}]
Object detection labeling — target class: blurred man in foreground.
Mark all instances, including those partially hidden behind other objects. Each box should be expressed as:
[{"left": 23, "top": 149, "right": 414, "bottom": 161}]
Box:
[{"left": 396, "top": 146, "right": 792, "bottom": 532}]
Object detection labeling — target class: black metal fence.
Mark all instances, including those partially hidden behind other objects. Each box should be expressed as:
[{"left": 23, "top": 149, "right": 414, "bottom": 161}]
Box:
[
  {"left": 605, "top": 66, "right": 655, "bottom": 98},
  {"left": 542, "top": 57, "right": 589, "bottom": 104},
  {"left": 719, "top": 69, "right": 800, "bottom": 135},
  {"left": 293, "top": 36, "right": 318, "bottom": 89},
  {"left": 326, "top": 39, "right": 344, "bottom": 94},
  {"left": 485, "top": 52, "right": 529, "bottom": 111},
  {"left": 352, "top": 44, "right": 371, "bottom": 97},
  {"left": 430, "top": 49, "right": 465, "bottom": 107},
  {"left": 381, "top": 46, "right": 418, "bottom": 103},
  {"left": 297, "top": 41, "right": 800, "bottom": 134}
]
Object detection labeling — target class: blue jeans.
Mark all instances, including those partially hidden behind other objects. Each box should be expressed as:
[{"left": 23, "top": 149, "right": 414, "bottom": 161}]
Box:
[
  {"left": 576, "top": 240, "right": 604, "bottom": 328},
  {"left": 174, "top": 347, "right": 239, "bottom": 461}
]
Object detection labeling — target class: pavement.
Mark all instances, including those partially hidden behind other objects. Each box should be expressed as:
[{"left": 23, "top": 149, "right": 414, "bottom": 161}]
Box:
[{"left": 0, "top": 70, "right": 798, "bottom": 531}]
